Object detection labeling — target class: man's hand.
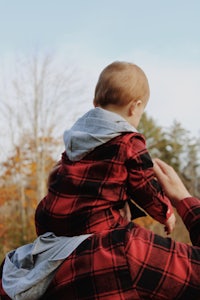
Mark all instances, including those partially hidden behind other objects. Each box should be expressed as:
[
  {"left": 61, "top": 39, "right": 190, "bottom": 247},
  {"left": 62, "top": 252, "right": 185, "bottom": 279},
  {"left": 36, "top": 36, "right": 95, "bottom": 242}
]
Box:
[{"left": 153, "top": 158, "right": 191, "bottom": 207}]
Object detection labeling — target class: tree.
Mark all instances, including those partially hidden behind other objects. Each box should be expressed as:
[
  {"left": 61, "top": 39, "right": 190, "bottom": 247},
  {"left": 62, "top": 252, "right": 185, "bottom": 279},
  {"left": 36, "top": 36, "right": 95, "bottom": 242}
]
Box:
[
  {"left": 139, "top": 112, "right": 164, "bottom": 154},
  {"left": 181, "top": 138, "right": 200, "bottom": 197},
  {"left": 139, "top": 113, "right": 178, "bottom": 165},
  {"left": 0, "top": 52, "right": 86, "bottom": 252},
  {"left": 162, "top": 121, "right": 189, "bottom": 171},
  {"left": 139, "top": 116, "right": 193, "bottom": 172},
  {"left": 0, "top": 134, "right": 58, "bottom": 254},
  {"left": 0, "top": 52, "right": 85, "bottom": 202}
]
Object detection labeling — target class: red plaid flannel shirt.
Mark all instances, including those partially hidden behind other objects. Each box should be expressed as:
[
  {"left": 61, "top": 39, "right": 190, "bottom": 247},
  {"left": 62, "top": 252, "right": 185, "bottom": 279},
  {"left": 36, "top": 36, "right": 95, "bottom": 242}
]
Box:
[
  {"left": 1, "top": 198, "right": 200, "bottom": 299},
  {"left": 40, "top": 197, "right": 200, "bottom": 300},
  {"left": 35, "top": 133, "right": 173, "bottom": 237}
]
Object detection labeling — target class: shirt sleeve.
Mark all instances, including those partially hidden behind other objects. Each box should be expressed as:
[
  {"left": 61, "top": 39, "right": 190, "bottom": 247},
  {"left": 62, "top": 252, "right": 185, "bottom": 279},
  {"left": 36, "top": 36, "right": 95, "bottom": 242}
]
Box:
[
  {"left": 125, "top": 219, "right": 200, "bottom": 298},
  {"left": 125, "top": 196, "right": 200, "bottom": 298},
  {"left": 125, "top": 134, "right": 173, "bottom": 224},
  {"left": 176, "top": 197, "right": 200, "bottom": 246}
]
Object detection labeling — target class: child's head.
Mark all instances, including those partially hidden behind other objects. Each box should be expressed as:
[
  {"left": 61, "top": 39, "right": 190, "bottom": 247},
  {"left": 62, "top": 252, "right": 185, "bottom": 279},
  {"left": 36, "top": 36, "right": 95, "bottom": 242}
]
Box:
[{"left": 93, "top": 61, "right": 150, "bottom": 128}]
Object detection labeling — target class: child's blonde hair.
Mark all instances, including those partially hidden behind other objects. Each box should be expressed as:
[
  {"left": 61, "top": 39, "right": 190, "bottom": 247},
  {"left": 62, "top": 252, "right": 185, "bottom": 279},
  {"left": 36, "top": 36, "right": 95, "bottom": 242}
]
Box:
[{"left": 94, "top": 61, "right": 150, "bottom": 107}]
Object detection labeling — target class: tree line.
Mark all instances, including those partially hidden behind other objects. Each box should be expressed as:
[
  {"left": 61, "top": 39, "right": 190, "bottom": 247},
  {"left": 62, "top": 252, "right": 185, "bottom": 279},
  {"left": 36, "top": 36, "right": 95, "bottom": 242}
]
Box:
[{"left": 0, "top": 54, "right": 199, "bottom": 261}]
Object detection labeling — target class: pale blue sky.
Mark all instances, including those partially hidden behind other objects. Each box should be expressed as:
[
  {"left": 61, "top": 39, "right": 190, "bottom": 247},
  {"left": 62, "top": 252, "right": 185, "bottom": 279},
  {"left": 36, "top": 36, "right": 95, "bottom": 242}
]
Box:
[
  {"left": 1, "top": 0, "right": 200, "bottom": 135},
  {"left": 1, "top": 0, "right": 200, "bottom": 61}
]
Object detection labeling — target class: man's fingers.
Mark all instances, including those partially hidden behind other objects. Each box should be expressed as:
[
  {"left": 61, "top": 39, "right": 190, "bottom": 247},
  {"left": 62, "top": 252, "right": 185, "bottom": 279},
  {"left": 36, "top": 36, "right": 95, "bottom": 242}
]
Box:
[
  {"left": 153, "top": 158, "right": 170, "bottom": 175},
  {"left": 153, "top": 159, "right": 167, "bottom": 181}
]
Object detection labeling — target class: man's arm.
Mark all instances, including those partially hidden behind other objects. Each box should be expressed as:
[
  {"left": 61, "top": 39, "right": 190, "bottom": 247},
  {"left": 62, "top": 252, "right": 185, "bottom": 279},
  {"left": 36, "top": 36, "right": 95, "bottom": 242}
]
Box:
[{"left": 125, "top": 159, "right": 200, "bottom": 298}]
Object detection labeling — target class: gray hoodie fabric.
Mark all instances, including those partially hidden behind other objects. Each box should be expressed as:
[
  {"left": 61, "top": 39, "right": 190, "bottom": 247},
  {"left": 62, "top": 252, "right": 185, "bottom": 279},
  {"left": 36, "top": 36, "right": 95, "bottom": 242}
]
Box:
[
  {"left": 2, "top": 232, "right": 91, "bottom": 300},
  {"left": 64, "top": 107, "right": 137, "bottom": 161}
]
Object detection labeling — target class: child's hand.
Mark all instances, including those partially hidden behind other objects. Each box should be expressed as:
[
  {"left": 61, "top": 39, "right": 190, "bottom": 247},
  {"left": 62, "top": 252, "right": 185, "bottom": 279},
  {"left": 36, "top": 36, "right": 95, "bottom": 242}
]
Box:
[
  {"left": 119, "top": 202, "right": 132, "bottom": 222},
  {"left": 164, "top": 213, "right": 176, "bottom": 235}
]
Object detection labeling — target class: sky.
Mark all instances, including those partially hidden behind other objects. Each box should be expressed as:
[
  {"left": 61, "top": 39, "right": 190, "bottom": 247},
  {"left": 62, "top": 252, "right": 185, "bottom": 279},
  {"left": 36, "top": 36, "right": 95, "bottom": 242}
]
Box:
[{"left": 1, "top": 0, "right": 200, "bottom": 136}]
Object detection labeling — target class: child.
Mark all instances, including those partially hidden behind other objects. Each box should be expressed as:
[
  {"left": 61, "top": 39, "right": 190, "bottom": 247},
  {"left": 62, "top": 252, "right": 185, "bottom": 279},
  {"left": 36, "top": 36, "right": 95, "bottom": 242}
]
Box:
[{"left": 35, "top": 61, "right": 176, "bottom": 237}]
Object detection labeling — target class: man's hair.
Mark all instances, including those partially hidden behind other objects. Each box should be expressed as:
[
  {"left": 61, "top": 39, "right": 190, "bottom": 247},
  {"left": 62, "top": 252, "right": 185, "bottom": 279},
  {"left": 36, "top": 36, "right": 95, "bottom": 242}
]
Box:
[{"left": 93, "top": 61, "right": 150, "bottom": 107}]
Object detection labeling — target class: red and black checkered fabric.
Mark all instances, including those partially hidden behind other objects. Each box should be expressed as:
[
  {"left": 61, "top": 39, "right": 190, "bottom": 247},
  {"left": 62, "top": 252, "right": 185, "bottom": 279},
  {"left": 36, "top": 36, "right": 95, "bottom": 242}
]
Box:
[
  {"left": 0, "top": 200, "right": 200, "bottom": 299},
  {"left": 35, "top": 133, "right": 173, "bottom": 237},
  {"left": 39, "top": 197, "right": 200, "bottom": 299}
]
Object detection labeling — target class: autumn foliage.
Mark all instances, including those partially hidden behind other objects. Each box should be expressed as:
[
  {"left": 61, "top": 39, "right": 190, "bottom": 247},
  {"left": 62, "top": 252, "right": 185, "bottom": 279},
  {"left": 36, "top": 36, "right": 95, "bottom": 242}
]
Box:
[{"left": 0, "top": 137, "right": 58, "bottom": 262}]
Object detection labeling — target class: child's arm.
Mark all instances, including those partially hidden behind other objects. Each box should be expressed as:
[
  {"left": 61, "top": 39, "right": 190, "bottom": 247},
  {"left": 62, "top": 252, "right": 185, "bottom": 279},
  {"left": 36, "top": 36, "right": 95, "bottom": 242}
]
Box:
[{"left": 126, "top": 134, "right": 175, "bottom": 231}]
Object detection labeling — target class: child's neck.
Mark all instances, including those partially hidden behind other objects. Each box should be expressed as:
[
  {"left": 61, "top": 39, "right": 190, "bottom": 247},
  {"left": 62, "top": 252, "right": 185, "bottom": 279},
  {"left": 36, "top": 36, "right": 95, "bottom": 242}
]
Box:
[{"left": 100, "top": 104, "right": 128, "bottom": 120}]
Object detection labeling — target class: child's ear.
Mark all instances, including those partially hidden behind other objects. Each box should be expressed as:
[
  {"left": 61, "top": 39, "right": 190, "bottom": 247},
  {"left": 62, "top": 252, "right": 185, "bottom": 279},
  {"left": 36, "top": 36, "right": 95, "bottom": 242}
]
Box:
[
  {"left": 135, "top": 99, "right": 142, "bottom": 107},
  {"left": 129, "top": 100, "right": 142, "bottom": 115}
]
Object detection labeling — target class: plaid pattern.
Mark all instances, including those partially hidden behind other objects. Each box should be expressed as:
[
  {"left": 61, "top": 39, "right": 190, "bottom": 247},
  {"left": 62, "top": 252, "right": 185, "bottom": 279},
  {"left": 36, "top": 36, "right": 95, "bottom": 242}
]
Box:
[
  {"left": 35, "top": 133, "right": 173, "bottom": 237},
  {"left": 1, "top": 204, "right": 200, "bottom": 299},
  {"left": 40, "top": 198, "right": 200, "bottom": 299}
]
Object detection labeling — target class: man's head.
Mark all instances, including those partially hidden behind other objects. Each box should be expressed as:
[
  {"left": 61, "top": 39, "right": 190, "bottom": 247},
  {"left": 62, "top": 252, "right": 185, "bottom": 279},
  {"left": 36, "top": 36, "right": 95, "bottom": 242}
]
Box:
[{"left": 93, "top": 61, "right": 150, "bottom": 128}]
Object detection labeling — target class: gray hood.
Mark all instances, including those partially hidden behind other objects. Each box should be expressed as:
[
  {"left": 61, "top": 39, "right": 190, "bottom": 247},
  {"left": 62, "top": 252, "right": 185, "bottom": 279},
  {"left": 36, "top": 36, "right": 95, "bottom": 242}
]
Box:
[{"left": 63, "top": 107, "right": 137, "bottom": 161}]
